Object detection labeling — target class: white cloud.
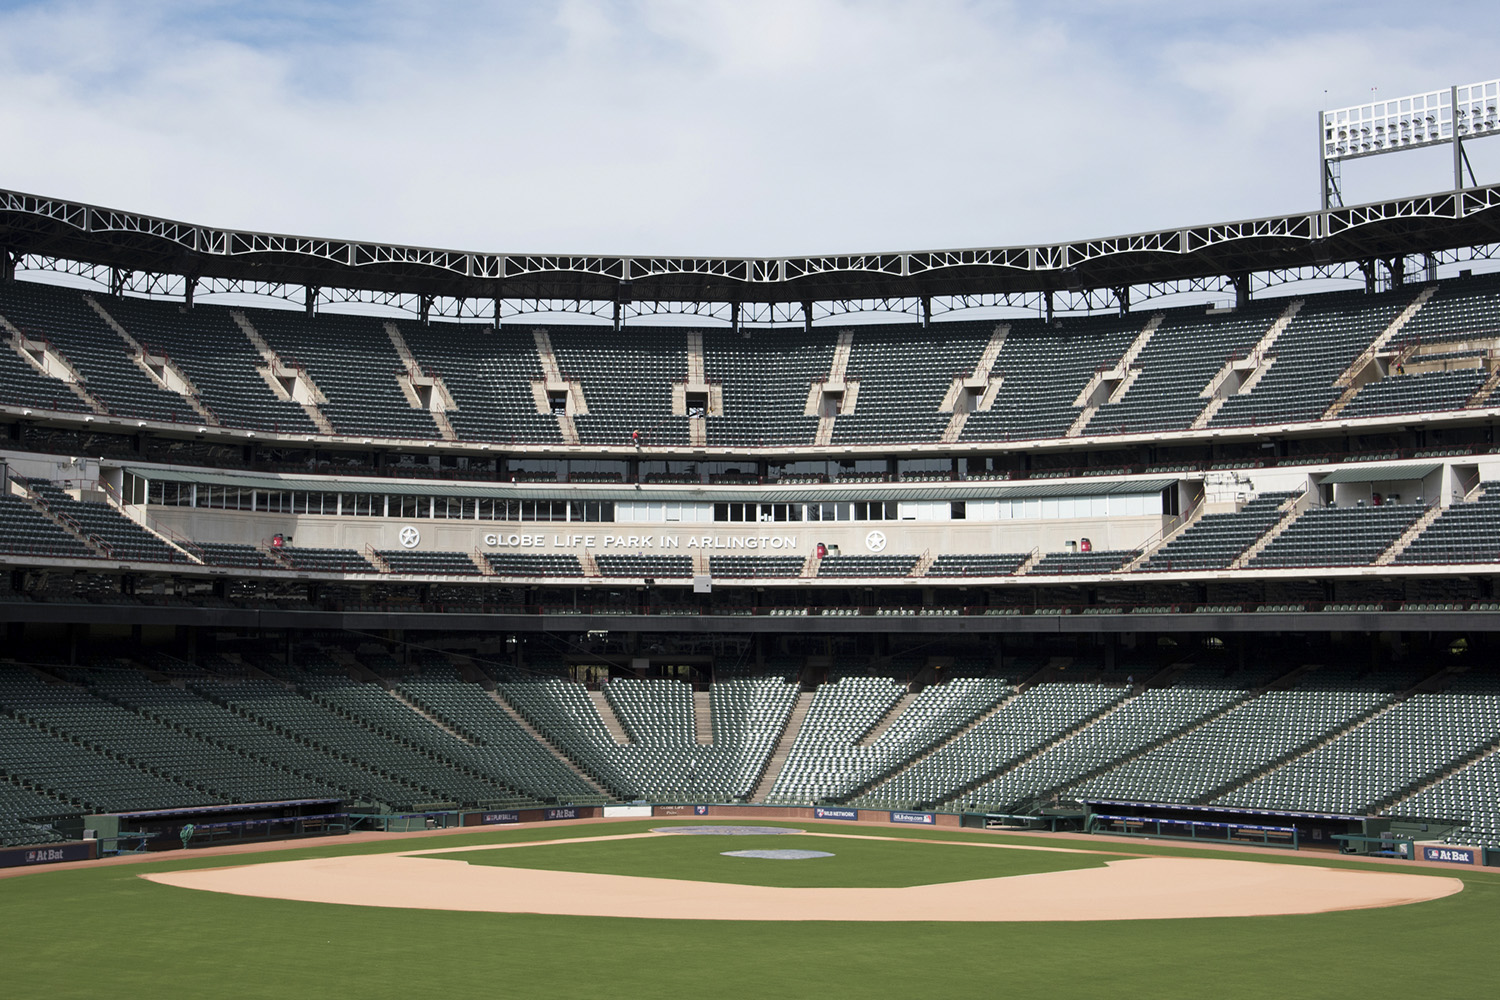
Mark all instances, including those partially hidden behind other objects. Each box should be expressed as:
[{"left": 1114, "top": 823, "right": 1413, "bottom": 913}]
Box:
[{"left": 0, "top": 0, "right": 1492, "bottom": 258}]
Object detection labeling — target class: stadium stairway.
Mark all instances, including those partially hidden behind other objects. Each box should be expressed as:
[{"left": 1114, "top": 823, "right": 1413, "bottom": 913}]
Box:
[
  {"left": 940, "top": 323, "right": 1008, "bottom": 443},
  {"left": 85, "top": 294, "right": 219, "bottom": 427},
  {"left": 230, "top": 309, "right": 335, "bottom": 434},
  {"left": 751, "top": 689, "right": 813, "bottom": 802},
  {"left": 1374, "top": 503, "right": 1445, "bottom": 565},
  {"left": 1229, "top": 490, "right": 1311, "bottom": 568},
  {"left": 858, "top": 691, "right": 919, "bottom": 747},
  {"left": 693, "top": 690, "right": 713, "bottom": 745},
  {"left": 1191, "top": 297, "right": 1305, "bottom": 429},
  {"left": 481, "top": 688, "right": 612, "bottom": 797},
  {"left": 1, "top": 312, "right": 109, "bottom": 414},
  {"left": 588, "top": 691, "right": 631, "bottom": 744},
  {"left": 1322, "top": 285, "right": 1438, "bottom": 419}
]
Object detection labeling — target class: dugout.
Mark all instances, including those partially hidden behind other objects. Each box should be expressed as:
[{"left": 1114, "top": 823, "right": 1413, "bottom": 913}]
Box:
[
  {"left": 1084, "top": 799, "right": 1366, "bottom": 850},
  {"left": 88, "top": 798, "right": 347, "bottom": 853}
]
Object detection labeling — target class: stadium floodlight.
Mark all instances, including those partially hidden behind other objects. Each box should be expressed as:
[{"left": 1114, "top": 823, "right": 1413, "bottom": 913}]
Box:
[{"left": 1320, "top": 78, "right": 1500, "bottom": 209}]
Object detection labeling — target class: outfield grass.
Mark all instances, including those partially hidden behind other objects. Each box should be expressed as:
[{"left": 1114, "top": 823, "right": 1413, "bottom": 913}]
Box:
[
  {"left": 3, "top": 820, "right": 1494, "bottom": 999},
  {"left": 437, "top": 831, "right": 1109, "bottom": 886}
]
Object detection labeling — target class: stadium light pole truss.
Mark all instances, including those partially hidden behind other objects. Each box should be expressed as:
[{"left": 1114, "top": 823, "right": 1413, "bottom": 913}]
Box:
[{"left": 1322, "top": 78, "right": 1500, "bottom": 209}]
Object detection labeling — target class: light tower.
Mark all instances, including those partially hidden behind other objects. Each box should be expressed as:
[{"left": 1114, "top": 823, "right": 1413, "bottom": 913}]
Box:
[{"left": 1321, "top": 78, "right": 1500, "bottom": 210}]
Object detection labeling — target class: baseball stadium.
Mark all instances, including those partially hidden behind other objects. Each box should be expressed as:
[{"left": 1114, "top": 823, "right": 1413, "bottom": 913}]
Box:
[{"left": 6, "top": 46, "right": 1500, "bottom": 995}]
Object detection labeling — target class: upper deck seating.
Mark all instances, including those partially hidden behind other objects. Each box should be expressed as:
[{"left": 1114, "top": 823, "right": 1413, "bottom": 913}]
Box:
[
  {"left": 99, "top": 294, "right": 318, "bottom": 433},
  {"left": 0, "top": 281, "right": 199, "bottom": 423}
]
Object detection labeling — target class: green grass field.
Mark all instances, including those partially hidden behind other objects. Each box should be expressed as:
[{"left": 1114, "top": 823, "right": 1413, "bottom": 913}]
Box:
[
  {"left": 437, "top": 829, "right": 1109, "bottom": 886},
  {"left": 3, "top": 819, "right": 1494, "bottom": 998}
]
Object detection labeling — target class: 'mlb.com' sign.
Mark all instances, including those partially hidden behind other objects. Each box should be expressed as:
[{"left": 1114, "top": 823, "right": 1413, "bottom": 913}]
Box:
[
  {"left": 890, "top": 811, "right": 936, "bottom": 825},
  {"left": 814, "top": 806, "right": 858, "bottom": 821},
  {"left": 1423, "top": 846, "right": 1476, "bottom": 864}
]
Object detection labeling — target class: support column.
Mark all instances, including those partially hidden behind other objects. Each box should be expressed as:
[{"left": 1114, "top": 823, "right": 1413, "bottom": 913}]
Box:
[
  {"left": 304, "top": 286, "right": 319, "bottom": 317},
  {"left": 1454, "top": 84, "right": 1465, "bottom": 192},
  {"left": 492, "top": 295, "right": 502, "bottom": 330},
  {"left": 110, "top": 267, "right": 124, "bottom": 297},
  {"left": 1044, "top": 289, "right": 1055, "bottom": 324},
  {"left": 184, "top": 275, "right": 197, "bottom": 310},
  {"left": 1387, "top": 256, "right": 1406, "bottom": 289},
  {"left": 802, "top": 300, "right": 813, "bottom": 334},
  {"left": 419, "top": 294, "right": 433, "bottom": 325},
  {"left": 1233, "top": 272, "right": 1251, "bottom": 309},
  {"left": 0, "top": 248, "right": 14, "bottom": 282},
  {"left": 921, "top": 295, "right": 932, "bottom": 329},
  {"left": 1114, "top": 285, "right": 1130, "bottom": 317},
  {"left": 730, "top": 301, "right": 741, "bottom": 334},
  {"left": 613, "top": 300, "right": 623, "bottom": 333}
]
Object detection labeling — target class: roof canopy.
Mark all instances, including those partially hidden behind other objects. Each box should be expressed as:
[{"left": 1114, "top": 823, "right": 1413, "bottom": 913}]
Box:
[{"left": 6, "top": 184, "right": 1500, "bottom": 306}]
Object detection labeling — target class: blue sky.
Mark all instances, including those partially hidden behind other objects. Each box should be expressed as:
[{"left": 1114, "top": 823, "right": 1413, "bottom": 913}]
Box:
[{"left": 0, "top": 0, "right": 1495, "bottom": 257}]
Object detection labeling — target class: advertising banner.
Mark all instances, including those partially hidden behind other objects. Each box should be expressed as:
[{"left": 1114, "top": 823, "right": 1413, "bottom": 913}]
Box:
[
  {"left": 0, "top": 842, "right": 95, "bottom": 869},
  {"left": 890, "top": 811, "right": 936, "bottom": 825},
  {"left": 813, "top": 807, "right": 858, "bottom": 821},
  {"left": 1423, "top": 845, "right": 1476, "bottom": 864},
  {"left": 602, "top": 805, "right": 653, "bottom": 818},
  {"left": 480, "top": 811, "right": 521, "bottom": 825},
  {"left": 545, "top": 807, "right": 581, "bottom": 821}
]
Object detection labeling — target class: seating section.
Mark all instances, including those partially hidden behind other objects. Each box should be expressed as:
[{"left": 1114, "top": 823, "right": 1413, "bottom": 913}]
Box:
[
  {"left": 1029, "top": 550, "right": 1134, "bottom": 575},
  {"left": 395, "top": 665, "right": 605, "bottom": 803},
  {"left": 709, "top": 556, "right": 804, "bottom": 578},
  {"left": 549, "top": 326, "right": 690, "bottom": 447},
  {"left": 856, "top": 683, "right": 1125, "bottom": 809},
  {"left": 1141, "top": 493, "right": 1294, "bottom": 572},
  {"left": 9, "top": 274, "right": 1500, "bottom": 447},
  {"left": 829, "top": 322, "right": 991, "bottom": 445},
  {"left": 1209, "top": 288, "right": 1410, "bottom": 428},
  {"left": 767, "top": 676, "right": 908, "bottom": 803},
  {"left": 768, "top": 677, "right": 1011, "bottom": 804},
  {"left": 818, "top": 555, "right": 919, "bottom": 578},
  {"left": 197, "top": 542, "right": 283, "bottom": 569},
  {"left": 1341, "top": 368, "right": 1487, "bottom": 419},
  {"left": 1217, "top": 676, "right": 1500, "bottom": 814},
  {"left": 701, "top": 327, "right": 835, "bottom": 446},
  {"left": 596, "top": 555, "right": 693, "bottom": 578},
  {"left": 927, "top": 553, "right": 1029, "bottom": 577},
  {"left": 6, "top": 656, "right": 1500, "bottom": 843},
  {"left": 953, "top": 672, "right": 1248, "bottom": 813},
  {"left": 1069, "top": 673, "right": 1396, "bottom": 805},
  {"left": 961, "top": 313, "right": 1143, "bottom": 442},
  {"left": 483, "top": 553, "right": 583, "bottom": 576},
  {"left": 0, "top": 493, "right": 97, "bottom": 560},
  {"left": 280, "top": 547, "right": 378, "bottom": 573},
  {"left": 29, "top": 483, "right": 188, "bottom": 564},
  {"left": 0, "top": 280, "right": 199, "bottom": 423},
  {"left": 244, "top": 308, "right": 440, "bottom": 440},
  {"left": 400, "top": 321, "right": 560, "bottom": 444},
  {"left": 377, "top": 550, "right": 482, "bottom": 575},
  {"left": 0, "top": 334, "right": 94, "bottom": 415},
  {"left": 99, "top": 293, "right": 318, "bottom": 433},
  {"left": 1397, "top": 485, "right": 1500, "bottom": 565},
  {"left": 501, "top": 675, "right": 798, "bottom": 801},
  {"left": 0, "top": 777, "right": 70, "bottom": 846},
  {"left": 1086, "top": 302, "right": 1285, "bottom": 436},
  {"left": 1249, "top": 503, "right": 1425, "bottom": 568}
]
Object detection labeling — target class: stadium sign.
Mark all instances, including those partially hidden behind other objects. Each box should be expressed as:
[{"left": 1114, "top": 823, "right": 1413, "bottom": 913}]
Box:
[
  {"left": 1422, "top": 846, "right": 1476, "bottom": 865},
  {"left": 545, "top": 807, "right": 581, "bottom": 821},
  {"left": 480, "top": 811, "right": 521, "bottom": 825},
  {"left": 889, "top": 811, "right": 936, "bottom": 825},
  {"left": 0, "top": 843, "right": 94, "bottom": 868},
  {"left": 814, "top": 807, "right": 858, "bottom": 821}
]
